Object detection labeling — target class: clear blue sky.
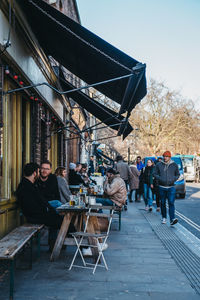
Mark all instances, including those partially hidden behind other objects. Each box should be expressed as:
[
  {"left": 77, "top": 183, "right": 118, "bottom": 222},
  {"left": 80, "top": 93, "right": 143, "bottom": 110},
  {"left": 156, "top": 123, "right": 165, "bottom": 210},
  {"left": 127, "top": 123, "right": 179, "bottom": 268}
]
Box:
[{"left": 77, "top": 0, "right": 200, "bottom": 108}]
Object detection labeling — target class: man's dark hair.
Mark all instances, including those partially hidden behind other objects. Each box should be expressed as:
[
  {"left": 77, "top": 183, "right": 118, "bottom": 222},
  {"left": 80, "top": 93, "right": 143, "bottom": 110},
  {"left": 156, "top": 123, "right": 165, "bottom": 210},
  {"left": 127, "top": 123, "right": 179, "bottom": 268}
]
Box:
[
  {"left": 81, "top": 163, "right": 87, "bottom": 168},
  {"left": 137, "top": 156, "right": 142, "bottom": 160},
  {"left": 106, "top": 167, "right": 117, "bottom": 175},
  {"left": 41, "top": 160, "right": 52, "bottom": 168},
  {"left": 24, "top": 163, "right": 40, "bottom": 177},
  {"left": 116, "top": 155, "right": 123, "bottom": 162}
]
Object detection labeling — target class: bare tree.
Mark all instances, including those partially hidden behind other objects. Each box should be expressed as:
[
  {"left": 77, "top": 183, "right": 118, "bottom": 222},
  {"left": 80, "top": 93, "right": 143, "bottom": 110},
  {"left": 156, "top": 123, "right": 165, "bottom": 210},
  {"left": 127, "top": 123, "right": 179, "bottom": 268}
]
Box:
[{"left": 95, "top": 79, "right": 200, "bottom": 159}]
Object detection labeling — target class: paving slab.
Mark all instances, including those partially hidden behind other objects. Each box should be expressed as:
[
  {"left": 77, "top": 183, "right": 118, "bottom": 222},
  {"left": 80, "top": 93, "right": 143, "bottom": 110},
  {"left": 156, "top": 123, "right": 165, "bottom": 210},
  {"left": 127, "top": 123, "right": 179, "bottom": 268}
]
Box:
[{"left": 0, "top": 202, "right": 199, "bottom": 300}]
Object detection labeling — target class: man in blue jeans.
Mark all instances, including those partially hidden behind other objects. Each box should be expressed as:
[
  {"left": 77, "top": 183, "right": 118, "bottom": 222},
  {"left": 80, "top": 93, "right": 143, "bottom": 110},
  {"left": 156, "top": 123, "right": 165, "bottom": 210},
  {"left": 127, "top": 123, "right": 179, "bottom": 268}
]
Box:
[{"left": 154, "top": 151, "right": 180, "bottom": 225}]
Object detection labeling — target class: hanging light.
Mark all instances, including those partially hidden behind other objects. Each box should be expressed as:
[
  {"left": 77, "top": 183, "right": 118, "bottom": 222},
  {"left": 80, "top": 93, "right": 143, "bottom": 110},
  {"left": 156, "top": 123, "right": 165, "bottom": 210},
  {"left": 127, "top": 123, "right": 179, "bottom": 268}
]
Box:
[
  {"left": 4, "top": 66, "right": 10, "bottom": 75},
  {"left": 13, "top": 74, "right": 18, "bottom": 80},
  {"left": 34, "top": 97, "right": 38, "bottom": 101},
  {"left": 19, "top": 79, "right": 24, "bottom": 85},
  {"left": 30, "top": 95, "right": 34, "bottom": 100}
]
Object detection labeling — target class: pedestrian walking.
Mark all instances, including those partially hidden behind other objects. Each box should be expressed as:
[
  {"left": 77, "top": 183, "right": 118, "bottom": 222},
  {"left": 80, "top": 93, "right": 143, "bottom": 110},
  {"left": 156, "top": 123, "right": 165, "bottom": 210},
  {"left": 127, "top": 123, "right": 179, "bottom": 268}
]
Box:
[
  {"left": 154, "top": 151, "right": 180, "bottom": 225},
  {"left": 135, "top": 156, "right": 145, "bottom": 201},
  {"left": 129, "top": 161, "right": 140, "bottom": 202},
  {"left": 143, "top": 159, "right": 154, "bottom": 211},
  {"left": 153, "top": 157, "right": 163, "bottom": 212}
]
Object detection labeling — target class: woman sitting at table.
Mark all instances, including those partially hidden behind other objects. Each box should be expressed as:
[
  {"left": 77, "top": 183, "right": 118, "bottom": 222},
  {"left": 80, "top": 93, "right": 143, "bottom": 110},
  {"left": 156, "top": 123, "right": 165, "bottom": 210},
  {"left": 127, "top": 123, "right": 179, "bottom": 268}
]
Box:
[
  {"left": 55, "top": 166, "right": 71, "bottom": 204},
  {"left": 96, "top": 168, "right": 127, "bottom": 208}
]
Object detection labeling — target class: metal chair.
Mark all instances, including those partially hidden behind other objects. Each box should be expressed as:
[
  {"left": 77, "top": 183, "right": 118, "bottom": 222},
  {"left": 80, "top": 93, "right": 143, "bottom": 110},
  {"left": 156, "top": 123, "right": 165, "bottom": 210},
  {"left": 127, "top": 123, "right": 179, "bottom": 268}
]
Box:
[{"left": 69, "top": 206, "right": 114, "bottom": 274}]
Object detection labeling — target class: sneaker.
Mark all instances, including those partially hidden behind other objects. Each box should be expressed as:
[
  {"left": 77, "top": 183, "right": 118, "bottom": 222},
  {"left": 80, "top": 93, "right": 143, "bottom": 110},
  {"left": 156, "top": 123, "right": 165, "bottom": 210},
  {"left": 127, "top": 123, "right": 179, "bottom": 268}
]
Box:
[
  {"left": 124, "top": 205, "right": 128, "bottom": 211},
  {"left": 149, "top": 207, "right": 152, "bottom": 212},
  {"left": 98, "top": 243, "right": 108, "bottom": 251},
  {"left": 156, "top": 207, "right": 160, "bottom": 212},
  {"left": 129, "top": 199, "right": 133, "bottom": 203},
  {"left": 145, "top": 206, "right": 148, "bottom": 211},
  {"left": 162, "top": 218, "right": 166, "bottom": 224},
  {"left": 82, "top": 247, "right": 92, "bottom": 256},
  {"left": 170, "top": 218, "right": 178, "bottom": 226}
]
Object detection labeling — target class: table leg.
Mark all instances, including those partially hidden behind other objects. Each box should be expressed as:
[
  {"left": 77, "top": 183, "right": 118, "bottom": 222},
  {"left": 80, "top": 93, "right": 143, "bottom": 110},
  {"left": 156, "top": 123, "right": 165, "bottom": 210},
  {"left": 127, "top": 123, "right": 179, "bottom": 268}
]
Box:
[{"left": 50, "top": 213, "right": 72, "bottom": 261}]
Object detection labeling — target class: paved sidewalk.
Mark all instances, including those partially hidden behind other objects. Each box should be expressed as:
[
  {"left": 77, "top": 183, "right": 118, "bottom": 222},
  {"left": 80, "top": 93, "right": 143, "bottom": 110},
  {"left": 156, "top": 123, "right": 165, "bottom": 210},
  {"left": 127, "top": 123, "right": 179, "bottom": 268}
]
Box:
[{"left": 1, "top": 203, "right": 200, "bottom": 300}]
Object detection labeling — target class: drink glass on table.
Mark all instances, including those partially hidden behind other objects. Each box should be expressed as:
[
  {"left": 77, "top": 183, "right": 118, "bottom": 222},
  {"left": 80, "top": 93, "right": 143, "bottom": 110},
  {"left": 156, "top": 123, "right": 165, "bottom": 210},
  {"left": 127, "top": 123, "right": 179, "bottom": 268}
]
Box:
[{"left": 69, "top": 195, "right": 75, "bottom": 206}]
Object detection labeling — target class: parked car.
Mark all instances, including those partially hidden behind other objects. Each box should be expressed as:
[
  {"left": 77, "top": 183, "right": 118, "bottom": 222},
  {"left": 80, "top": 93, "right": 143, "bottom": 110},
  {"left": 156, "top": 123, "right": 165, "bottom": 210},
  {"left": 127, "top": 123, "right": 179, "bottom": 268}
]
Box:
[{"left": 144, "top": 156, "right": 186, "bottom": 198}]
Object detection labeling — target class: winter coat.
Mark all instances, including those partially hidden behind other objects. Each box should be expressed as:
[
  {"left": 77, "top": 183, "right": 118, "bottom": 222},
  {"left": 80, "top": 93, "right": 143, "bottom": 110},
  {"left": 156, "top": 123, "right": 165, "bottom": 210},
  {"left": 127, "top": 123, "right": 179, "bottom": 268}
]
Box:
[
  {"left": 104, "top": 174, "right": 127, "bottom": 207},
  {"left": 129, "top": 165, "right": 140, "bottom": 190},
  {"left": 16, "top": 178, "right": 50, "bottom": 220},
  {"left": 115, "top": 160, "right": 131, "bottom": 181},
  {"left": 57, "top": 176, "right": 71, "bottom": 204},
  {"left": 143, "top": 166, "right": 154, "bottom": 186},
  {"left": 137, "top": 161, "right": 145, "bottom": 171},
  {"left": 154, "top": 160, "right": 180, "bottom": 187},
  {"left": 68, "top": 169, "right": 86, "bottom": 186},
  {"left": 36, "top": 174, "right": 60, "bottom": 202}
]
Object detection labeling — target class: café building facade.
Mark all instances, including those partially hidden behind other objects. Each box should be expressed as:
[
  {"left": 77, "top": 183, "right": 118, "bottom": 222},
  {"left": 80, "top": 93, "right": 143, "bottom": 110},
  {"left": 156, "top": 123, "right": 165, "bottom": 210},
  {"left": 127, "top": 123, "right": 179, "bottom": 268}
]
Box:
[{"left": 0, "top": 0, "right": 147, "bottom": 237}]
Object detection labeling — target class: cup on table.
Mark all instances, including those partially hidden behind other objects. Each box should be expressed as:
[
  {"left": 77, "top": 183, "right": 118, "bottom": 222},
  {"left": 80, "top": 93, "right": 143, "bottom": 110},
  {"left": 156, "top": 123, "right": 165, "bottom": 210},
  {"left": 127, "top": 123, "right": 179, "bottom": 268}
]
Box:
[
  {"left": 88, "top": 196, "right": 96, "bottom": 205},
  {"left": 69, "top": 195, "right": 75, "bottom": 206}
]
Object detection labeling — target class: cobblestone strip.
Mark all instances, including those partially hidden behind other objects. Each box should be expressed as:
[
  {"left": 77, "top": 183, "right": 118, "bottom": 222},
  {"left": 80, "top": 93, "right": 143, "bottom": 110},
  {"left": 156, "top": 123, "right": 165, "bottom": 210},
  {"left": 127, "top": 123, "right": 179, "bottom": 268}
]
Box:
[{"left": 141, "top": 210, "right": 200, "bottom": 295}]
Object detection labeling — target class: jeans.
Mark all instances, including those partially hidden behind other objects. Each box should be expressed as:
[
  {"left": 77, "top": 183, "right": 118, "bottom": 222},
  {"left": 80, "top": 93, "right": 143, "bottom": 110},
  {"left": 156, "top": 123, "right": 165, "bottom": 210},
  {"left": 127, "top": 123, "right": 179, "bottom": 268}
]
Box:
[
  {"left": 159, "top": 186, "right": 176, "bottom": 221},
  {"left": 129, "top": 189, "right": 136, "bottom": 201},
  {"left": 48, "top": 200, "right": 62, "bottom": 208},
  {"left": 143, "top": 184, "right": 153, "bottom": 207},
  {"left": 96, "top": 198, "right": 113, "bottom": 206}
]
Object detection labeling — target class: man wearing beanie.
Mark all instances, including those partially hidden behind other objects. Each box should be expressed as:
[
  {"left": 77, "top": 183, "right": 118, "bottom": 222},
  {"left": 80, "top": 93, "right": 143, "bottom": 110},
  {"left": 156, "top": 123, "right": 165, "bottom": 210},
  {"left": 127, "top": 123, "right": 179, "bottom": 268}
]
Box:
[{"left": 154, "top": 151, "right": 180, "bottom": 225}]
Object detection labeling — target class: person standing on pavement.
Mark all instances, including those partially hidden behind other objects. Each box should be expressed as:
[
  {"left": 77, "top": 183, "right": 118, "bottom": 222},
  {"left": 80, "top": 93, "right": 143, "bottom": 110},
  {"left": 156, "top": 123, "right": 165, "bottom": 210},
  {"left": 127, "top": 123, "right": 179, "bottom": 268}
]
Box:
[
  {"left": 129, "top": 161, "right": 140, "bottom": 202},
  {"left": 153, "top": 157, "right": 163, "bottom": 212},
  {"left": 143, "top": 159, "right": 154, "bottom": 211},
  {"left": 135, "top": 156, "right": 145, "bottom": 202},
  {"left": 88, "top": 156, "right": 95, "bottom": 176},
  {"left": 115, "top": 155, "right": 131, "bottom": 210},
  {"left": 154, "top": 151, "right": 180, "bottom": 225}
]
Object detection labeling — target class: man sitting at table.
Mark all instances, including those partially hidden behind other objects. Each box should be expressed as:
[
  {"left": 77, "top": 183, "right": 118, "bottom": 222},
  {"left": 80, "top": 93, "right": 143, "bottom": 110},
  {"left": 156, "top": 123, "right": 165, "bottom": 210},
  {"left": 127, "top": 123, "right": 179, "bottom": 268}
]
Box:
[
  {"left": 16, "top": 163, "right": 63, "bottom": 229},
  {"left": 36, "top": 160, "right": 62, "bottom": 208},
  {"left": 96, "top": 168, "right": 127, "bottom": 208},
  {"left": 68, "top": 162, "right": 87, "bottom": 186}
]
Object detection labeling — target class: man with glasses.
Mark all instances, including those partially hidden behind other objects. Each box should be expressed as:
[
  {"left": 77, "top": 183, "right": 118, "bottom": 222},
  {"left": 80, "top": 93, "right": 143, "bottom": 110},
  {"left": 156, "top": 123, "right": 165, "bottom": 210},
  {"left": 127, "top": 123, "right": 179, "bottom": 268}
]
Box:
[
  {"left": 37, "top": 160, "right": 61, "bottom": 207},
  {"left": 154, "top": 151, "right": 179, "bottom": 225}
]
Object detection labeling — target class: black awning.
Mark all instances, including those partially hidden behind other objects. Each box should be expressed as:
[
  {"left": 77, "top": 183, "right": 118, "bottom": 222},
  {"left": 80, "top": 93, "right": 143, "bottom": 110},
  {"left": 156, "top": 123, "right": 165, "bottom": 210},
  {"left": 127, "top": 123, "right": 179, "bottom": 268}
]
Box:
[
  {"left": 96, "top": 149, "right": 114, "bottom": 163},
  {"left": 58, "top": 72, "right": 133, "bottom": 139},
  {"left": 17, "top": 0, "right": 147, "bottom": 114}
]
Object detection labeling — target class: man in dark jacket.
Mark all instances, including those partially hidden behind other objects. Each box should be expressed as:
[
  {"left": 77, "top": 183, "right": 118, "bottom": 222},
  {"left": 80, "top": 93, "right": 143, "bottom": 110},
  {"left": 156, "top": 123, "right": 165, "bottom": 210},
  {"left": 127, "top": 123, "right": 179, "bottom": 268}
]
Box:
[
  {"left": 16, "top": 163, "right": 62, "bottom": 228},
  {"left": 68, "top": 162, "right": 86, "bottom": 186},
  {"left": 154, "top": 151, "right": 180, "bottom": 225},
  {"left": 37, "top": 160, "right": 61, "bottom": 205}
]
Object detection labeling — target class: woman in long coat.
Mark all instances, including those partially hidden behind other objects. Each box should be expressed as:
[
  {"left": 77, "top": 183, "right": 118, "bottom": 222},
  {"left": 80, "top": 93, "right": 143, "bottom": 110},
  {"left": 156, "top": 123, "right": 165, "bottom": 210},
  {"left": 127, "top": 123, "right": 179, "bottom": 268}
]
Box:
[{"left": 129, "top": 162, "right": 140, "bottom": 202}]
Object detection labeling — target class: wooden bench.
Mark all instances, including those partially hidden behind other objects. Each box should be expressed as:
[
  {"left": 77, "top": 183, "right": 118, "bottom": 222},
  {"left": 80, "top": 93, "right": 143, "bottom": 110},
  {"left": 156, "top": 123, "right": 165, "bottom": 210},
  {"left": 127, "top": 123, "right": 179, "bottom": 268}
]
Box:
[{"left": 0, "top": 223, "right": 44, "bottom": 300}]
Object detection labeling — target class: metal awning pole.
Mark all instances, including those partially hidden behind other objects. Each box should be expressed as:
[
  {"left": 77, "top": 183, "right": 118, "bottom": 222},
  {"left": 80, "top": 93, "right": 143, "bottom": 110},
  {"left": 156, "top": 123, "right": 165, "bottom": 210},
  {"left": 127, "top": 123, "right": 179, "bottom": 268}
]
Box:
[{"left": 3, "top": 73, "right": 133, "bottom": 95}]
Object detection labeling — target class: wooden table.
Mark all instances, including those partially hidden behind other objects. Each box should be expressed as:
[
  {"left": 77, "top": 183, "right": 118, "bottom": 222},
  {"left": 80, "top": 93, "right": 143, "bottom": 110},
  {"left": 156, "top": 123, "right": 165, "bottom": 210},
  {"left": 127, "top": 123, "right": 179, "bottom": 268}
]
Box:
[{"left": 50, "top": 205, "right": 100, "bottom": 261}]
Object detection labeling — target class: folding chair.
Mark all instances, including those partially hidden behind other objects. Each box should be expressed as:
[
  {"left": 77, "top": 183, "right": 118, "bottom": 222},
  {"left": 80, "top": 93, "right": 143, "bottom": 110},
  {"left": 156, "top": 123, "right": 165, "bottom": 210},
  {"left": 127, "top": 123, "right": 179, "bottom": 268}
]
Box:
[{"left": 69, "top": 206, "right": 114, "bottom": 274}]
